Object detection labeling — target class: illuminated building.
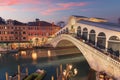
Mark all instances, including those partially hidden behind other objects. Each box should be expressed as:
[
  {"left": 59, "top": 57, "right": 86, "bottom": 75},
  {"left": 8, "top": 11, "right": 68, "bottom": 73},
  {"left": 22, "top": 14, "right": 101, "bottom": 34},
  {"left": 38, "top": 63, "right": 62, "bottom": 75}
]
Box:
[{"left": 0, "top": 18, "right": 61, "bottom": 49}]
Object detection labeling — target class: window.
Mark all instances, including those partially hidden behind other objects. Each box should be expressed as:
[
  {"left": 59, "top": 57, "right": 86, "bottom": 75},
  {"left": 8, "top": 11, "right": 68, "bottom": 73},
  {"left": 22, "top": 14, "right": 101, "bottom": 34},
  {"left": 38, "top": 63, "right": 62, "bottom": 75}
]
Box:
[
  {"left": 15, "top": 32, "right": 18, "bottom": 34},
  {"left": 15, "top": 37, "right": 18, "bottom": 40},
  {"left": 5, "top": 26, "right": 7, "bottom": 29},
  {"left": 23, "top": 27, "right": 25, "bottom": 29},
  {"left": 23, "top": 32, "right": 26, "bottom": 34},
  {"left": 11, "top": 32, "right": 14, "bottom": 34},
  {"left": 23, "top": 37, "right": 26, "bottom": 40}
]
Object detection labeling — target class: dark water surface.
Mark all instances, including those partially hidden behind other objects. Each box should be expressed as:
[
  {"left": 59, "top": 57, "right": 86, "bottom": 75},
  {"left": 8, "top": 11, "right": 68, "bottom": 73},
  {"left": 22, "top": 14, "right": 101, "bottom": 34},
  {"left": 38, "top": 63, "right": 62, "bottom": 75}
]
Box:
[{"left": 0, "top": 49, "right": 96, "bottom": 80}]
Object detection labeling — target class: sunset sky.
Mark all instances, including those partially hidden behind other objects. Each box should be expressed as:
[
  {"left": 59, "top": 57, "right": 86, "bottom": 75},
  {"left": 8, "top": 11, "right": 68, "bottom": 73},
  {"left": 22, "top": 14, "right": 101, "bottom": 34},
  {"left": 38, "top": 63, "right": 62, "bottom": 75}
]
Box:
[{"left": 0, "top": 0, "right": 120, "bottom": 23}]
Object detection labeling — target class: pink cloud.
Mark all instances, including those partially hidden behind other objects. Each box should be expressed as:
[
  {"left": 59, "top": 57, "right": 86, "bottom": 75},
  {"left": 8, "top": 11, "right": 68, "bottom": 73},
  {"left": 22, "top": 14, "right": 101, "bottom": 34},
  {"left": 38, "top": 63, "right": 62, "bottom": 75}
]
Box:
[
  {"left": 58, "top": 2, "right": 89, "bottom": 8},
  {"left": 41, "top": 2, "right": 90, "bottom": 15},
  {"left": 0, "top": 0, "right": 40, "bottom": 6},
  {"left": 41, "top": 7, "right": 69, "bottom": 15},
  {"left": 0, "top": 6, "right": 17, "bottom": 11}
]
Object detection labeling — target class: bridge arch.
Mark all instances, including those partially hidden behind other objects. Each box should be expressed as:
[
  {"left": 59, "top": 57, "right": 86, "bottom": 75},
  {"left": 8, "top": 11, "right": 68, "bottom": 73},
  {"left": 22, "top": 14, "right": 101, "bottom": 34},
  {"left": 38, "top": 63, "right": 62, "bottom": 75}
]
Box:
[
  {"left": 50, "top": 34, "right": 100, "bottom": 70},
  {"left": 97, "top": 32, "right": 106, "bottom": 49},
  {"left": 48, "top": 34, "right": 120, "bottom": 79}
]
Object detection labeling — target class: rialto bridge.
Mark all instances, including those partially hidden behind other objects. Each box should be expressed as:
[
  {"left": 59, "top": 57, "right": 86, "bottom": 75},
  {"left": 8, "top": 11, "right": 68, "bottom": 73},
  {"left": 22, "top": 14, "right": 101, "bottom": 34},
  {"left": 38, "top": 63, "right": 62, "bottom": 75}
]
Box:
[{"left": 47, "top": 15, "right": 120, "bottom": 79}]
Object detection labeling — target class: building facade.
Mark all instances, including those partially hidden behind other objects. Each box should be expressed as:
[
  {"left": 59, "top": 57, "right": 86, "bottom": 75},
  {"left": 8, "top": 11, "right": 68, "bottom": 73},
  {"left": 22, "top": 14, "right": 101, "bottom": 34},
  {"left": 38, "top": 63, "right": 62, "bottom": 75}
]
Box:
[{"left": 0, "top": 19, "right": 61, "bottom": 49}]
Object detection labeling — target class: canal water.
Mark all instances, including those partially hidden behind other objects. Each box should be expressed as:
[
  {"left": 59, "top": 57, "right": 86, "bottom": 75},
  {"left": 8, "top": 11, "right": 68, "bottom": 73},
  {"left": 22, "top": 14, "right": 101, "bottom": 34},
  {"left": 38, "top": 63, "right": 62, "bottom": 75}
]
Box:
[{"left": 0, "top": 48, "right": 96, "bottom": 80}]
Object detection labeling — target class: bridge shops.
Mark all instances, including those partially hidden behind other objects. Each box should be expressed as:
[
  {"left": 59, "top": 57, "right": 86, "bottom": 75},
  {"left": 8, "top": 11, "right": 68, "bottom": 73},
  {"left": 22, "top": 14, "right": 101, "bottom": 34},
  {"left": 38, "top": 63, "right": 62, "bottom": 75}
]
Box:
[{"left": 55, "top": 15, "right": 120, "bottom": 59}]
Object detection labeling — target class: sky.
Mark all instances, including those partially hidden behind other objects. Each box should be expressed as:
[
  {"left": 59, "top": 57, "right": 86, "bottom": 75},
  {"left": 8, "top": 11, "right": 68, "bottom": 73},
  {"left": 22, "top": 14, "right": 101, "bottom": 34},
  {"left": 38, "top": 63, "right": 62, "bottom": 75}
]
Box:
[{"left": 0, "top": 0, "right": 120, "bottom": 23}]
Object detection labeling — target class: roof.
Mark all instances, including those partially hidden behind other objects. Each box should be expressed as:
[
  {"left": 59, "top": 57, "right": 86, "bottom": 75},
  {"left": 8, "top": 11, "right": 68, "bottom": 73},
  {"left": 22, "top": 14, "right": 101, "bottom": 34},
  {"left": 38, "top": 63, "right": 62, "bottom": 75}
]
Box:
[
  {"left": 28, "top": 21, "right": 53, "bottom": 26},
  {"left": 13, "top": 20, "right": 26, "bottom": 26},
  {"left": 79, "top": 20, "right": 120, "bottom": 32},
  {"left": 92, "top": 17, "right": 106, "bottom": 20},
  {"left": 72, "top": 15, "right": 88, "bottom": 18}
]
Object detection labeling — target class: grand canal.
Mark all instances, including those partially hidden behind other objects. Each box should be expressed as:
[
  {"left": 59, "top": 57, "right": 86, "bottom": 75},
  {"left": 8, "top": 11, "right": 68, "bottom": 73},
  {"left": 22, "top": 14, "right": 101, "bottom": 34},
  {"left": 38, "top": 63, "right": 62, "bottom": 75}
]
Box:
[{"left": 0, "top": 48, "right": 96, "bottom": 80}]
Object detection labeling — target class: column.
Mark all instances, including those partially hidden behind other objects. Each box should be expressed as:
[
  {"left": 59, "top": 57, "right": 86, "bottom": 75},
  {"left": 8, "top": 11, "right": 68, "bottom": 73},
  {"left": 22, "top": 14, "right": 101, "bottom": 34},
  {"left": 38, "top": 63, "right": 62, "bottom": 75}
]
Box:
[
  {"left": 105, "top": 41, "right": 108, "bottom": 51},
  {"left": 26, "top": 67, "right": 28, "bottom": 76},
  {"left": 5, "top": 72, "right": 9, "bottom": 80},
  {"left": 60, "top": 64, "right": 62, "bottom": 73},
  {"left": 56, "top": 67, "right": 58, "bottom": 79},
  {"left": 95, "top": 37, "right": 97, "bottom": 47},
  {"left": 51, "top": 76, "right": 54, "bottom": 80},
  {"left": 87, "top": 33, "right": 89, "bottom": 42}
]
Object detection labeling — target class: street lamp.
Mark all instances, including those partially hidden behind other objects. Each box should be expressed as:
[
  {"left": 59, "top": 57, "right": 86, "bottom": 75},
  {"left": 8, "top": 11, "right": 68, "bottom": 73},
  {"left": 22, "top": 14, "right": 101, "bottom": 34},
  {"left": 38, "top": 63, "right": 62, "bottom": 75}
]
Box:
[{"left": 62, "top": 64, "right": 78, "bottom": 80}]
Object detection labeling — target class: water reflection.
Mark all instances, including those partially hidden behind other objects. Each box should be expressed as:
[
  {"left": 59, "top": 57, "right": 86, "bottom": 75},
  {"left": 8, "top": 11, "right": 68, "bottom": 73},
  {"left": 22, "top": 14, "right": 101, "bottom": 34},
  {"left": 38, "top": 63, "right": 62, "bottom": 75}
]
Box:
[
  {"left": 0, "top": 49, "right": 96, "bottom": 80},
  {"left": 47, "top": 50, "right": 51, "bottom": 57},
  {"left": 32, "top": 51, "right": 37, "bottom": 60}
]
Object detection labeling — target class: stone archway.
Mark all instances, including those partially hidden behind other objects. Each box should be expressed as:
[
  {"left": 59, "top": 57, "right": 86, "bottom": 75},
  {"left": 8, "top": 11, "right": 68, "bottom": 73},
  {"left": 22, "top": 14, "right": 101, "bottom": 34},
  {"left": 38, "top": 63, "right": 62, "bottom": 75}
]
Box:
[
  {"left": 108, "top": 36, "right": 120, "bottom": 57},
  {"left": 89, "top": 29, "right": 96, "bottom": 45},
  {"left": 66, "top": 28, "right": 69, "bottom": 34},
  {"left": 49, "top": 34, "right": 120, "bottom": 79},
  {"left": 77, "top": 26, "right": 81, "bottom": 38},
  {"left": 97, "top": 32, "right": 106, "bottom": 49},
  {"left": 82, "top": 28, "right": 88, "bottom": 41}
]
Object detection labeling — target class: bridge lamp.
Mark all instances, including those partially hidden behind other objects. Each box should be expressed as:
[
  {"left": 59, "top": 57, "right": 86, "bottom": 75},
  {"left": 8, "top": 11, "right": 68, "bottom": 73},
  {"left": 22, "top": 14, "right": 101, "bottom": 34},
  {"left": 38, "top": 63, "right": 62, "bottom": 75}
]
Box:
[
  {"left": 74, "top": 68, "right": 78, "bottom": 75},
  {"left": 69, "top": 64, "right": 73, "bottom": 70},
  {"left": 62, "top": 64, "right": 78, "bottom": 80}
]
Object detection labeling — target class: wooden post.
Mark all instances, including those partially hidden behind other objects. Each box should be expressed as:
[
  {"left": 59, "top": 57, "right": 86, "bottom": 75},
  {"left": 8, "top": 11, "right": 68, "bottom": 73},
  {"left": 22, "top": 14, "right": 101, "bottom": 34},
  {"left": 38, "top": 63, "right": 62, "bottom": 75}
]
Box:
[
  {"left": 51, "top": 76, "right": 54, "bottom": 80},
  {"left": 56, "top": 67, "right": 58, "bottom": 78},
  {"left": 5, "top": 72, "right": 8, "bottom": 80},
  {"left": 60, "top": 64, "right": 62, "bottom": 73},
  {"left": 18, "top": 65, "right": 20, "bottom": 74},
  {"left": 18, "top": 65, "right": 20, "bottom": 80},
  {"left": 26, "top": 67, "right": 28, "bottom": 76}
]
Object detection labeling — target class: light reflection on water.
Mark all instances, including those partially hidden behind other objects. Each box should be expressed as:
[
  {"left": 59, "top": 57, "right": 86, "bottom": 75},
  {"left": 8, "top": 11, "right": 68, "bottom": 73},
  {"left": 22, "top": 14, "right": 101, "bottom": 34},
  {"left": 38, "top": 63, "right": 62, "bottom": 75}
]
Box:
[{"left": 0, "top": 49, "right": 96, "bottom": 80}]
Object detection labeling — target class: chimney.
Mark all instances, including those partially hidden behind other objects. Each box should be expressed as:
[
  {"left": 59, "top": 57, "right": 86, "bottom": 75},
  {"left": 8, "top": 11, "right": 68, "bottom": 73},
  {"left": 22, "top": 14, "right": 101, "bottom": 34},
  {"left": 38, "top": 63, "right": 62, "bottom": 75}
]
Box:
[
  {"left": 36, "top": 18, "right": 40, "bottom": 26},
  {"left": 36, "top": 18, "right": 39, "bottom": 22}
]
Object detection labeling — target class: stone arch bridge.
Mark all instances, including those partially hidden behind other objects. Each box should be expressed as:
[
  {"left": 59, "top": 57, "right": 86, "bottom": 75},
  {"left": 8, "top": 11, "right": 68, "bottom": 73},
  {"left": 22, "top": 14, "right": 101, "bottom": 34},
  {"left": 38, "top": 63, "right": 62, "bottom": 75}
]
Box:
[
  {"left": 48, "top": 34, "right": 120, "bottom": 79},
  {"left": 47, "top": 15, "right": 120, "bottom": 79}
]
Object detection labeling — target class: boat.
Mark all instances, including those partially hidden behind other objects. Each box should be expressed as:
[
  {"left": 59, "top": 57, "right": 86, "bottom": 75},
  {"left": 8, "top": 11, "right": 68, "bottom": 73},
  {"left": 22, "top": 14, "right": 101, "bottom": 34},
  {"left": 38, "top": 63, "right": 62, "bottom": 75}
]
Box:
[{"left": 24, "top": 69, "right": 46, "bottom": 80}]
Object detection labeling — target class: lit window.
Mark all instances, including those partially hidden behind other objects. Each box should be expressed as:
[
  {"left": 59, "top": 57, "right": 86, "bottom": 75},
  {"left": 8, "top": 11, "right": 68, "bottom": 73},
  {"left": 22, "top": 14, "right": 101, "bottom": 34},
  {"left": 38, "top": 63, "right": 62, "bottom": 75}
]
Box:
[{"left": 5, "top": 26, "right": 7, "bottom": 29}]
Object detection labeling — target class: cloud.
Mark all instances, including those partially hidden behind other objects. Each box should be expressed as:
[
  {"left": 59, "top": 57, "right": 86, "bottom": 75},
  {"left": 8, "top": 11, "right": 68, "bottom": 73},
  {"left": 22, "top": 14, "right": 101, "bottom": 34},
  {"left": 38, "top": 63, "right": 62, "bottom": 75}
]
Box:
[
  {"left": 58, "top": 2, "right": 89, "bottom": 8},
  {"left": 0, "top": 0, "right": 40, "bottom": 6},
  {"left": 0, "top": 6, "right": 17, "bottom": 11},
  {"left": 41, "top": 2, "right": 90, "bottom": 15}
]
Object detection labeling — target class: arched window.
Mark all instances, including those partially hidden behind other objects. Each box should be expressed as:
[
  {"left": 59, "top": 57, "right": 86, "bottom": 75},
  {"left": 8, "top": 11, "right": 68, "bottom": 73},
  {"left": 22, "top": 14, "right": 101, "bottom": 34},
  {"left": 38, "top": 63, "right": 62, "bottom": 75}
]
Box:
[
  {"left": 66, "top": 28, "right": 69, "bottom": 34},
  {"left": 109, "top": 36, "right": 120, "bottom": 41},
  {"left": 97, "top": 32, "right": 106, "bottom": 49},
  {"left": 82, "top": 27, "right": 88, "bottom": 41},
  {"left": 89, "top": 29, "right": 96, "bottom": 45},
  {"left": 83, "top": 28, "right": 88, "bottom": 32},
  {"left": 98, "top": 32, "right": 106, "bottom": 36},
  {"left": 90, "top": 29, "right": 95, "bottom": 33},
  {"left": 77, "top": 26, "right": 81, "bottom": 38}
]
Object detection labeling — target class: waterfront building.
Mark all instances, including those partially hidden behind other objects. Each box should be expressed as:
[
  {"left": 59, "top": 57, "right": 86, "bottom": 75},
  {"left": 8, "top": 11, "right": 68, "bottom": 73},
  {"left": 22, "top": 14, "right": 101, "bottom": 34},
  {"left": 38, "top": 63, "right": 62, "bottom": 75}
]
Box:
[{"left": 0, "top": 18, "right": 61, "bottom": 49}]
